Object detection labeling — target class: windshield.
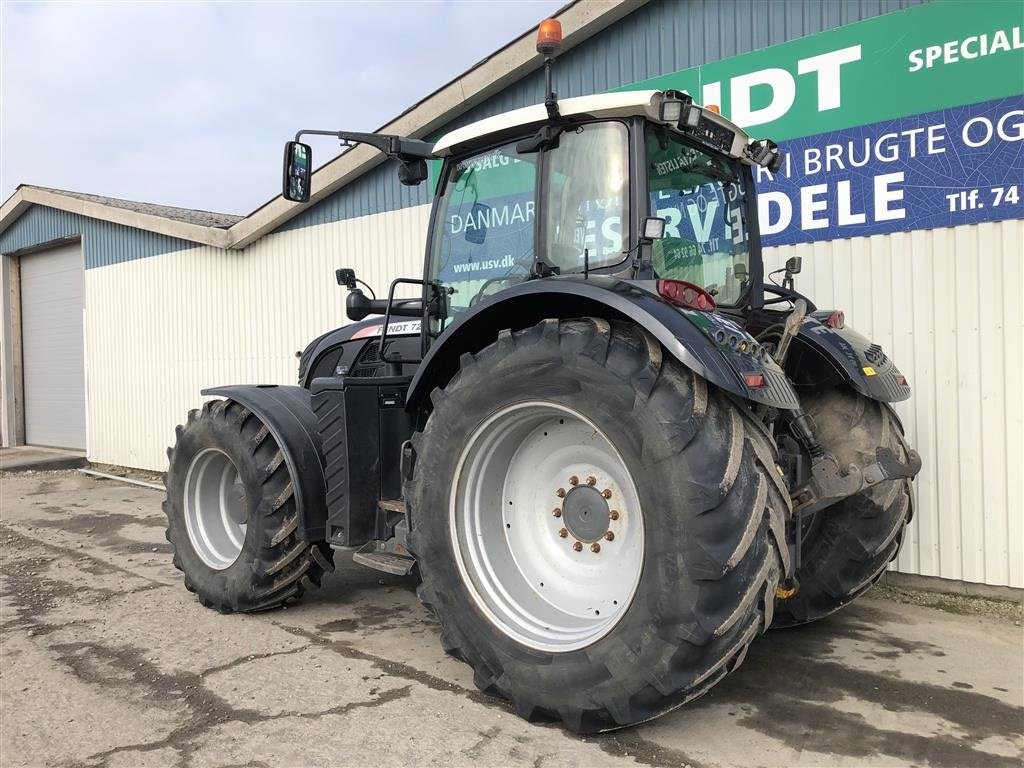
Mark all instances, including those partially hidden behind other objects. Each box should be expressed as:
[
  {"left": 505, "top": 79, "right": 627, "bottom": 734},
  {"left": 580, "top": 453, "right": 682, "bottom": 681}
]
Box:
[
  {"left": 646, "top": 126, "right": 751, "bottom": 306},
  {"left": 427, "top": 121, "right": 631, "bottom": 331},
  {"left": 428, "top": 141, "right": 537, "bottom": 329}
]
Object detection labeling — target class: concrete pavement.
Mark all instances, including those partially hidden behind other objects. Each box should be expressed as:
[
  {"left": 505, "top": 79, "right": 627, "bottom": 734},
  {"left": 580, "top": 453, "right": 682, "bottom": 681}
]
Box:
[{"left": 1, "top": 470, "right": 1021, "bottom": 768}]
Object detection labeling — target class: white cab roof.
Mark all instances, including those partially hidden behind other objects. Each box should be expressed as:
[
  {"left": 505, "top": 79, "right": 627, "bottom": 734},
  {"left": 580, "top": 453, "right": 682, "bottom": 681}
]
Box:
[{"left": 432, "top": 89, "right": 754, "bottom": 161}]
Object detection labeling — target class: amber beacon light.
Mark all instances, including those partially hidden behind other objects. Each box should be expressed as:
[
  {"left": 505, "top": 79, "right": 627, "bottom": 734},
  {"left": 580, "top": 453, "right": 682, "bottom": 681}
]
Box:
[{"left": 537, "top": 18, "right": 563, "bottom": 56}]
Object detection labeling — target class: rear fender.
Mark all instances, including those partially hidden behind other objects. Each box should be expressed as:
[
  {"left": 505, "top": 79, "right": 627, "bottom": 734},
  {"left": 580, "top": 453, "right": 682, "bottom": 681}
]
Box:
[
  {"left": 201, "top": 385, "right": 327, "bottom": 542},
  {"left": 788, "top": 314, "right": 911, "bottom": 403},
  {"left": 406, "top": 276, "right": 799, "bottom": 411}
]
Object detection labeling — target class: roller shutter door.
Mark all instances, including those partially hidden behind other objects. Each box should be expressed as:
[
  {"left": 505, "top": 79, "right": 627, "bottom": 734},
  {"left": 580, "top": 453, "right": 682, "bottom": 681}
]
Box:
[{"left": 20, "top": 242, "right": 86, "bottom": 449}]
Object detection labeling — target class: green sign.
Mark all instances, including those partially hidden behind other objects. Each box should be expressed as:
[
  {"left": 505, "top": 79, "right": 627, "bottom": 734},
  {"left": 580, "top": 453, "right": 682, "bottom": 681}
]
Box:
[{"left": 616, "top": 0, "right": 1024, "bottom": 138}]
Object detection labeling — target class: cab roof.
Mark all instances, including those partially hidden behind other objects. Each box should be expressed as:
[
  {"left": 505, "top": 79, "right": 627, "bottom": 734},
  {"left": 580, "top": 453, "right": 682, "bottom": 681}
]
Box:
[{"left": 432, "top": 89, "right": 755, "bottom": 162}]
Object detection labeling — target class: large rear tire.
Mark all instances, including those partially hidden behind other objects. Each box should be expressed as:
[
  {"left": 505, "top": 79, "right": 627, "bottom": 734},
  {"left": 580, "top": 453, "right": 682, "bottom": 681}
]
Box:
[
  {"left": 773, "top": 387, "right": 912, "bottom": 627},
  {"left": 407, "top": 318, "right": 791, "bottom": 732},
  {"left": 163, "top": 399, "right": 334, "bottom": 612}
]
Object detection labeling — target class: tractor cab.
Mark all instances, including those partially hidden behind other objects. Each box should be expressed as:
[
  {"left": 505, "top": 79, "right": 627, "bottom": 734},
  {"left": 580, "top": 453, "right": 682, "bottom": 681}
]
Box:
[{"left": 424, "top": 88, "right": 780, "bottom": 336}]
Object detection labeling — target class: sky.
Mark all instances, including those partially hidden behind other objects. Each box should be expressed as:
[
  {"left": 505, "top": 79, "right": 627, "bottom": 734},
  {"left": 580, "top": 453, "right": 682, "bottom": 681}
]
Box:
[{"left": 0, "top": 0, "right": 565, "bottom": 215}]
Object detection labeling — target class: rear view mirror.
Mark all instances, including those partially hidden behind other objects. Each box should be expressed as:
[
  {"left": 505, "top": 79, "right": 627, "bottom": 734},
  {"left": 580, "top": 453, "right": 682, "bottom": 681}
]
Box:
[
  {"left": 283, "top": 141, "right": 312, "bottom": 203},
  {"left": 786, "top": 256, "right": 802, "bottom": 275}
]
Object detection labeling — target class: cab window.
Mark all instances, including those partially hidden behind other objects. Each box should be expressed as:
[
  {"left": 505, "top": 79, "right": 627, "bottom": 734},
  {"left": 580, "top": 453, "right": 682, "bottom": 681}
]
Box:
[
  {"left": 647, "top": 126, "right": 751, "bottom": 305},
  {"left": 543, "top": 122, "right": 629, "bottom": 273},
  {"left": 429, "top": 142, "right": 537, "bottom": 323}
]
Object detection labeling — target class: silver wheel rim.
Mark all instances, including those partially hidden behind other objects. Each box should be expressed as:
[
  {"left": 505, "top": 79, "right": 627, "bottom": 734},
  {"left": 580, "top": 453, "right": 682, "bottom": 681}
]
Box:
[
  {"left": 183, "top": 448, "right": 248, "bottom": 570},
  {"left": 451, "top": 401, "right": 644, "bottom": 652}
]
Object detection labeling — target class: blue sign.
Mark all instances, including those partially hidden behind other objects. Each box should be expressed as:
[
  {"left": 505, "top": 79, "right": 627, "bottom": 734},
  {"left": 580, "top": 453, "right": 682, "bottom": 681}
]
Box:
[{"left": 756, "top": 97, "right": 1024, "bottom": 247}]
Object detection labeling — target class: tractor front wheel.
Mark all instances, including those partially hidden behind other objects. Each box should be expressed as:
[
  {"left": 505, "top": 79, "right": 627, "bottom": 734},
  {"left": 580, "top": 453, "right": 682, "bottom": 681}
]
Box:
[
  {"left": 408, "top": 318, "right": 791, "bottom": 732},
  {"left": 163, "top": 399, "right": 334, "bottom": 612}
]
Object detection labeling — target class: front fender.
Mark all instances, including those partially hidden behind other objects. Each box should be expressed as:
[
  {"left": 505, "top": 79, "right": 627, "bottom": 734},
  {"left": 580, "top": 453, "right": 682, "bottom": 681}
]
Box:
[
  {"left": 201, "top": 385, "right": 327, "bottom": 542},
  {"left": 788, "top": 314, "right": 911, "bottom": 403},
  {"left": 406, "top": 276, "right": 799, "bottom": 411}
]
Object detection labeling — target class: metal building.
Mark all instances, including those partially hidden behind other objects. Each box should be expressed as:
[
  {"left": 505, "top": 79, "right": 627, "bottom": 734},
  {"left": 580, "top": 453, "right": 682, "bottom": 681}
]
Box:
[{"left": 2, "top": 0, "right": 1021, "bottom": 590}]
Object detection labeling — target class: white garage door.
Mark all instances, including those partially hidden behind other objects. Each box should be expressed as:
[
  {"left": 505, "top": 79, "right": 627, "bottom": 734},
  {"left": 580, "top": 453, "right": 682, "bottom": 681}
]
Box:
[{"left": 20, "top": 242, "right": 87, "bottom": 449}]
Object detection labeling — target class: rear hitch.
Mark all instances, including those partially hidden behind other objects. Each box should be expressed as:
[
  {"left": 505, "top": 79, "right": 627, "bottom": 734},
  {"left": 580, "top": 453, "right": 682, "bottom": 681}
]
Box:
[{"left": 793, "top": 445, "right": 922, "bottom": 516}]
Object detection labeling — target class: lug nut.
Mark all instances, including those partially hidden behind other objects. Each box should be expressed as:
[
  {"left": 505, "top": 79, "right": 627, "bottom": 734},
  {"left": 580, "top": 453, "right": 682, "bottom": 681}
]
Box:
[
  {"left": 601, "top": 488, "right": 612, "bottom": 499},
  {"left": 558, "top": 528, "right": 568, "bottom": 538},
  {"left": 553, "top": 508, "right": 562, "bottom": 518},
  {"left": 591, "top": 542, "right": 601, "bottom": 553},
  {"left": 569, "top": 475, "right": 579, "bottom": 486},
  {"left": 586, "top": 476, "right": 597, "bottom": 486},
  {"left": 609, "top": 510, "right": 620, "bottom": 521},
  {"left": 555, "top": 488, "right": 566, "bottom": 498},
  {"left": 604, "top": 531, "right": 615, "bottom": 541},
  {"left": 573, "top": 541, "right": 583, "bottom": 552}
]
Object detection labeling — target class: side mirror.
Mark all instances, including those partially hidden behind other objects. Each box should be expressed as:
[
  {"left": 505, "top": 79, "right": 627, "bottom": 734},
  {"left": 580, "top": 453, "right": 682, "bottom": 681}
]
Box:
[
  {"left": 464, "top": 203, "right": 490, "bottom": 245},
  {"left": 786, "top": 256, "right": 802, "bottom": 275},
  {"left": 283, "top": 141, "right": 312, "bottom": 203}
]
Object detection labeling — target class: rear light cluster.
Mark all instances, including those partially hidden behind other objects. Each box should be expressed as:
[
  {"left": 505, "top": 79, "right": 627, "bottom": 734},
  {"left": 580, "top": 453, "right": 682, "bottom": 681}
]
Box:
[
  {"left": 655, "top": 280, "right": 771, "bottom": 390},
  {"left": 711, "top": 328, "right": 770, "bottom": 363},
  {"left": 657, "top": 279, "right": 716, "bottom": 312}
]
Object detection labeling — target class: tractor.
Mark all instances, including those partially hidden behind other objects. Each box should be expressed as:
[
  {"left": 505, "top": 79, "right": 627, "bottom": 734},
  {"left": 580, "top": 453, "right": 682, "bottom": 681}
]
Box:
[{"left": 164, "top": 19, "right": 921, "bottom": 732}]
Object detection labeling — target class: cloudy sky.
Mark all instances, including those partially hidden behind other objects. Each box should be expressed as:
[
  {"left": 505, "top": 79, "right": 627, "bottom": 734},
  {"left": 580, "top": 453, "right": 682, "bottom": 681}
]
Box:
[{"left": 1, "top": 0, "right": 564, "bottom": 215}]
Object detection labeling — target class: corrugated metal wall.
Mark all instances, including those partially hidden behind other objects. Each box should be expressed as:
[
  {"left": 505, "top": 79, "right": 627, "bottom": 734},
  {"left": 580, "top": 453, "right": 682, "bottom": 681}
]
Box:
[
  {"left": 83, "top": 211, "right": 1022, "bottom": 587},
  {"left": 764, "top": 220, "right": 1024, "bottom": 588},
  {"left": 83, "top": 204, "right": 430, "bottom": 469}
]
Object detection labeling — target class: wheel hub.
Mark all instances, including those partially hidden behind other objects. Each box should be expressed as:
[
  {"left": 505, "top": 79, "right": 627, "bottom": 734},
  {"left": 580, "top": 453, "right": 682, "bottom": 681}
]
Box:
[
  {"left": 183, "top": 448, "right": 248, "bottom": 570},
  {"left": 561, "top": 485, "right": 610, "bottom": 543},
  {"left": 450, "top": 401, "right": 645, "bottom": 652}
]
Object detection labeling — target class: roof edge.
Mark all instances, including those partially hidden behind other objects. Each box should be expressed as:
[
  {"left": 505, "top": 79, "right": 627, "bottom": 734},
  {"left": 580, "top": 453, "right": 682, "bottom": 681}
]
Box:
[
  {"left": 227, "top": 0, "right": 646, "bottom": 248},
  {"left": 0, "top": 187, "right": 232, "bottom": 249}
]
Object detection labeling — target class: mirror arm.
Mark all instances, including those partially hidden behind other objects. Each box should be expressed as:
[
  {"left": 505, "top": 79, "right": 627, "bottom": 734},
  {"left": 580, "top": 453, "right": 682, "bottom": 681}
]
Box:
[{"left": 294, "top": 129, "right": 433, "bottom": 161}]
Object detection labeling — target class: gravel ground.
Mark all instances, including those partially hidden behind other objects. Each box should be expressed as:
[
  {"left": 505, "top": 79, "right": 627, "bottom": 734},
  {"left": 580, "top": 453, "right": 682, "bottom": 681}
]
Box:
[{"left": 1, "top": 470, "right": 1022, "bottom": 768}]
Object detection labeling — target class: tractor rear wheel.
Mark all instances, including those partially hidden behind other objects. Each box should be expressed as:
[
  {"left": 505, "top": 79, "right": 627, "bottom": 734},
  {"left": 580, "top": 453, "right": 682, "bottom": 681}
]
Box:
[
  {"left": 163, "top": 399, "right": 334, "bottom": 612},
  {"left": 773, "top": 388, "right": 912, "bottom": 627},
  {"left": 407, "top": 318, "right": 791, "bottom": 732}
]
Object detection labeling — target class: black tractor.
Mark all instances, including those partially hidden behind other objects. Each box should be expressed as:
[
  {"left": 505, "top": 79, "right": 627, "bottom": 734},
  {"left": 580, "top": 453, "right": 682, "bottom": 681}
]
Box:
[{"left": 164, "top": 20, "right": 921, "bottom": 733}]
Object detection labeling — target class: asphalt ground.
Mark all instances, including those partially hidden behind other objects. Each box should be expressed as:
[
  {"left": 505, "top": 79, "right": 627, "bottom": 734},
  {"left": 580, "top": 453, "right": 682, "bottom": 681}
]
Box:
[{"left": 1, "top": 470, "right": 1021, "bottom": 768}]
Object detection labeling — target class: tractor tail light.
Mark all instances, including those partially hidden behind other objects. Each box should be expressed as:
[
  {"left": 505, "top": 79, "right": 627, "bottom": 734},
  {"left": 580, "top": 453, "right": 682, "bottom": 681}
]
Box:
[
  {"left": 745, "top": 373, "right": 766, "bottom": 389},
  {"left": 826, "top": 310, "right": 845, "bottom": 329},
  {"left": 657, "top": 279, "right": 717, "bottom": 312}
]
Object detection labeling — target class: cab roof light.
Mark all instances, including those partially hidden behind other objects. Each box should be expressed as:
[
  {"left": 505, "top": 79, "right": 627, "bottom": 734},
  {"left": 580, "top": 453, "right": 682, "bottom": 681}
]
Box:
[
  {"left": 536, "top": 18, "right": 563, "bottom": 56},
  {"left": 660, "top": 90, "right": 700, "bottom": 129},
  {"left": 657, "top": 279, "right": 717, "bottom": 312}
]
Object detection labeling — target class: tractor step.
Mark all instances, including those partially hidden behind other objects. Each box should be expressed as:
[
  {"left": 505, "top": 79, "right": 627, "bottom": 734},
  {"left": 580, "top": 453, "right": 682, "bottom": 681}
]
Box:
[{"left": 352, "top": 540, "right": 415, "bottom": 576}]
